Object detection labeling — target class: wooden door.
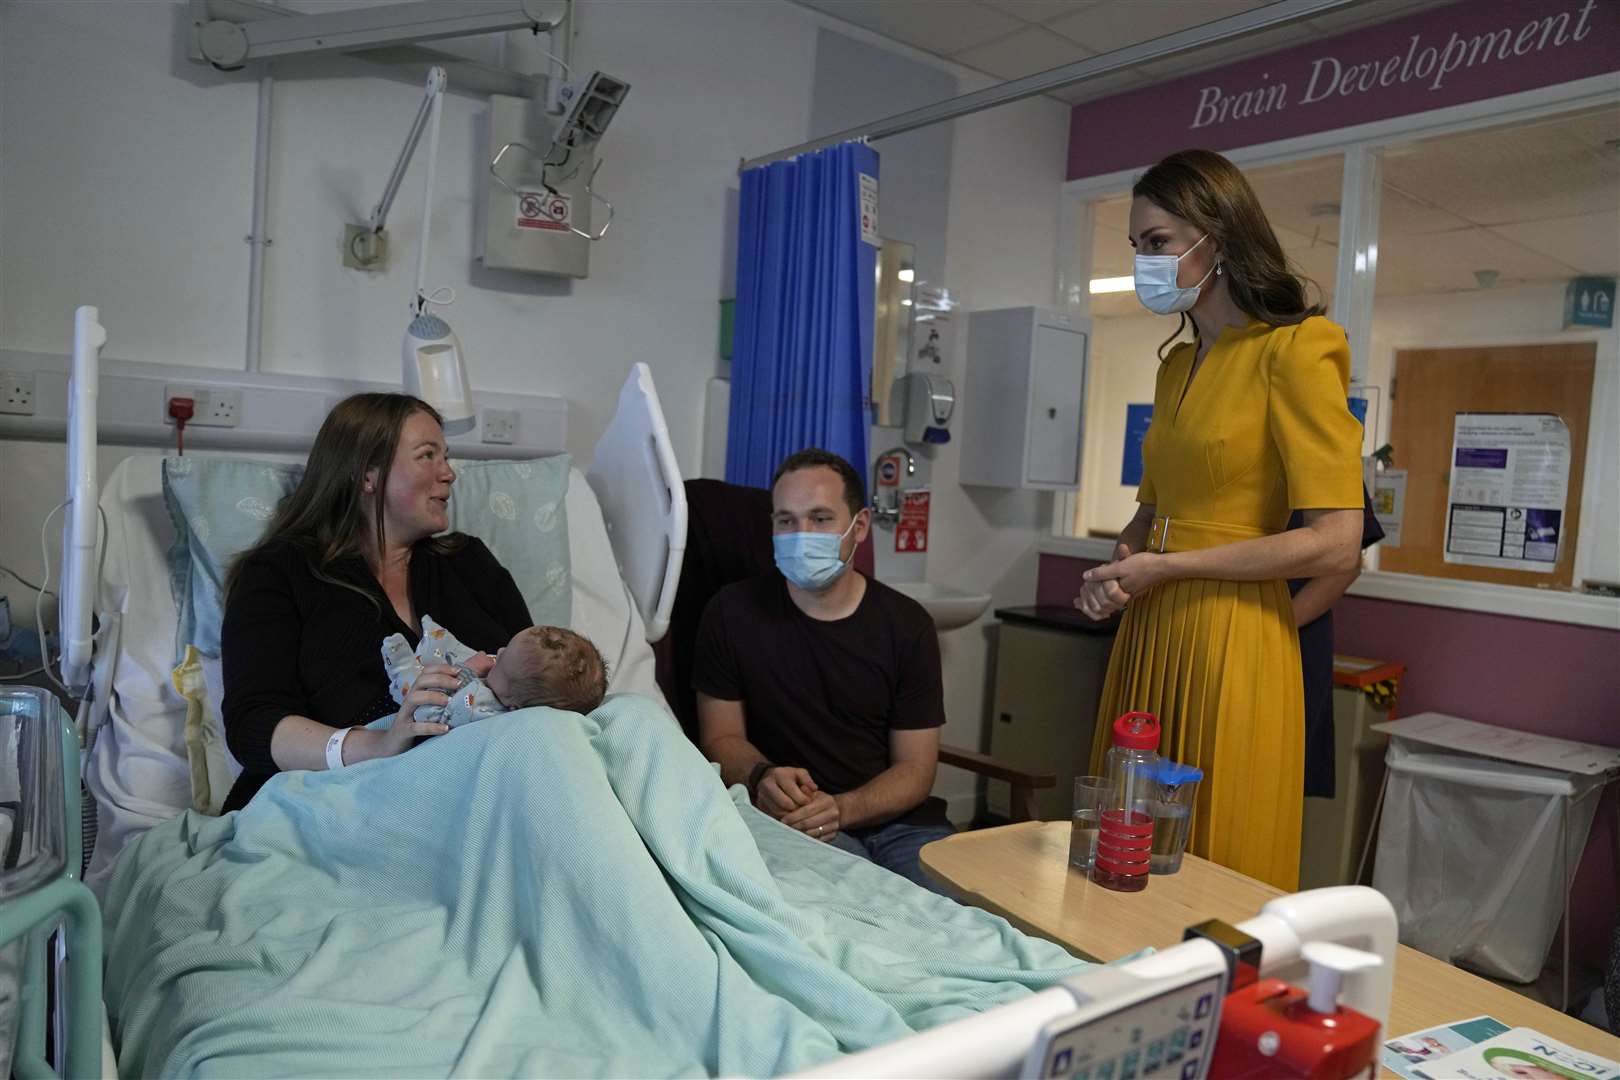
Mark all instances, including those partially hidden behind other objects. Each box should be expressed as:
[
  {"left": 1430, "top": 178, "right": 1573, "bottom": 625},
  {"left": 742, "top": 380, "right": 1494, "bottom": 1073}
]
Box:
[{"left": 1382, "top": 343, "right": 1595, "bottom": 589}]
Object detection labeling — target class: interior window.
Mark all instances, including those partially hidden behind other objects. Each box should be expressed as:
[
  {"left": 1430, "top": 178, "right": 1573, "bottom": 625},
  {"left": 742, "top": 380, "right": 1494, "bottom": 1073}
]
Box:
[{"left": 1367, "top": 107, "right": 1619, "bottom": 592}]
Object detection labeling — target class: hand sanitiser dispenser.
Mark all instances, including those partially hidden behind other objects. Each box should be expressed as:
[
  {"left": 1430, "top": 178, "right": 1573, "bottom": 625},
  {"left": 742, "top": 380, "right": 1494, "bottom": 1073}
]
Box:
[{"left": 901, "top": 373, "right": 955, "bottom": 446}]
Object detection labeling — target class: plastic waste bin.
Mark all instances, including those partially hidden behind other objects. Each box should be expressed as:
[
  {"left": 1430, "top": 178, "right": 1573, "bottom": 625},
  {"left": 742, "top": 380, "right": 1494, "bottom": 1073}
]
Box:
[{"left": 1372, "top": 736, "right": 1605, "bottom": 984}]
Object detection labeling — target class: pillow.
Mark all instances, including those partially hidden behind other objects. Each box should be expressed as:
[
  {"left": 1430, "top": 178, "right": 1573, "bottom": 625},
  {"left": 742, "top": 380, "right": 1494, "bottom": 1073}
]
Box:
[
  {"left": 162, "top": 455, "right": 574, "bottom": 662},
  {"left": 442, "top": 457, "right": 573, "bottom": 630},
  {"left": 161, "top": 455, "right": 575, "bottom": 808},
  {"left": 162, "top": 456, "right": 300, "bottom": 660},
  {"left": 171, "top": 645, "right": 242, "bottom": 815}
]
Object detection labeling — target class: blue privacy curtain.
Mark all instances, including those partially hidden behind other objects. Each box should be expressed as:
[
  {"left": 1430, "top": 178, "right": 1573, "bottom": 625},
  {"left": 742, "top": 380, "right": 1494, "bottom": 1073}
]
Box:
[{"left": 726, "top": 141, "right": 878, "bottom": 489}]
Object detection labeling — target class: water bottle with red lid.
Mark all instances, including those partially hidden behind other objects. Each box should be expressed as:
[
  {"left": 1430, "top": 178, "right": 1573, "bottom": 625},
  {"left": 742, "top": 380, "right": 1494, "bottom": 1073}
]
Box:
[{"left": 1089, "top": 711, "right": 1161, "bottom": 893}]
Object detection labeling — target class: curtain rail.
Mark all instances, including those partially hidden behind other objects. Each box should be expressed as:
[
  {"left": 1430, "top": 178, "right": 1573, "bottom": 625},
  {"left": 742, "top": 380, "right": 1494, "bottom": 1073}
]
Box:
[{"left": 740, "top": 0, "right": 1360, "bottom": 171}]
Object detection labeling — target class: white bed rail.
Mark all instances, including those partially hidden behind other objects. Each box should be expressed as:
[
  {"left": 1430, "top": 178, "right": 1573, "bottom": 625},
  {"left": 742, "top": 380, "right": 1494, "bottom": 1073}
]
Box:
[
  {"left": 585, "top": 363, "right": 687, "bottom": 643},
  {"left": 793, "top": 886, "right": 1398, "bottom": 1079},
  {"left": 59, "top": 307, "right": 105, "bottom": 694}
]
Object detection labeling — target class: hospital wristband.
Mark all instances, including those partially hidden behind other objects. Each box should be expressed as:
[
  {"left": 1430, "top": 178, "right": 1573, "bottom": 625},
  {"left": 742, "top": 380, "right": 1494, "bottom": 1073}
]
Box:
[{"left": 325, "top": 727, "right": 353, "bottom": 771}]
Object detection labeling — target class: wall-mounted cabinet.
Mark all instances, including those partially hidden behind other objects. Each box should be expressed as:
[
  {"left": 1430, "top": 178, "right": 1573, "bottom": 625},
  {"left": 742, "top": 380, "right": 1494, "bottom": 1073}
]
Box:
[{"left": 960, "top": 307, "right": 1089, "bottom": 490}]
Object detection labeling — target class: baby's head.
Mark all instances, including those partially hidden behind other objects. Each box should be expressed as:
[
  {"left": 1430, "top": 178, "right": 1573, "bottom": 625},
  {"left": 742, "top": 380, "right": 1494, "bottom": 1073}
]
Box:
[{"left": 485, "top": 626, "right": 607, "bottom": 715}]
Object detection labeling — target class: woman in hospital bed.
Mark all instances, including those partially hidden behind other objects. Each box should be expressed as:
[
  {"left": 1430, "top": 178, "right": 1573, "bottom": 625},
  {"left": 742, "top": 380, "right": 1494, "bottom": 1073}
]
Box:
[{"left": 217, "top": 391, "right": 535, "bottom": 810}]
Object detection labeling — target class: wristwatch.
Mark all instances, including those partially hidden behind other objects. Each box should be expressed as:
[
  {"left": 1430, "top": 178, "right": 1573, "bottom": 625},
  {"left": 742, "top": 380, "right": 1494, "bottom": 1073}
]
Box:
[{"left": 746, "top": 761, "right": 773, "bottom": 800}]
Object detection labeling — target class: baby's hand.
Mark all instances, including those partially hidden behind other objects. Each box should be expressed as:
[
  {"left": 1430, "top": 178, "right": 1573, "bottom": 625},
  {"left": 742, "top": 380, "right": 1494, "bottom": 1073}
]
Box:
[{"left": 463, "top": 652, "right": 496, "bottom": 678}]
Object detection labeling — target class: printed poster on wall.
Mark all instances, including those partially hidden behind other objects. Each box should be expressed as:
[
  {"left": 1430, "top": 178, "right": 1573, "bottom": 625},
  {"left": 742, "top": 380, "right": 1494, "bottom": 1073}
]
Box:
[
  {"left": 895, "top": 489, "right": 930, "bottom": 554},
  {"left": 1121, "top": 404, "right": 1153, "bottom": 487},
  {"left": 1443, "top": 414, "right": 1570, "bottom": 573},
  {"left": 858, "top": 174, "right": 879, "bottom": 247},
  {"left": 1349, "top": 385, "right": 1381, "bottom": 457},
  {"left": 1372, "top": 468, "right": 1407, "bottom": 548}
]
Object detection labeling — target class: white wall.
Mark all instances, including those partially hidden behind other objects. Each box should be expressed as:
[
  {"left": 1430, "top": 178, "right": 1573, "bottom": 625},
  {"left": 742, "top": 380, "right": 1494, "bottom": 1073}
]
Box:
[
  {"left": 924, "top": 90, "right": 1073, "bottom": 819},
  {"left": 1, "top": 0, "right": 818, "bottom": 466},
  {"left": 0, "top": 0, "right": 817, "bottom": 587}
]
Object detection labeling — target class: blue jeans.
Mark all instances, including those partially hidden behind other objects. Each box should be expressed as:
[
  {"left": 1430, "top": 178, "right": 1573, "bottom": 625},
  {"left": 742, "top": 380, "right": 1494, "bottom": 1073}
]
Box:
[{"left": 828, "top": 820, "right": 956, "bottom": 896}]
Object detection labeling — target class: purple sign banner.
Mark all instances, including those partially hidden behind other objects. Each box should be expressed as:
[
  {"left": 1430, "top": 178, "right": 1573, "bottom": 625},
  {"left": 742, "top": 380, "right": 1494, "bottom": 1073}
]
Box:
[
  {"left": 1456, "top": 447, "right": 1509, "bottom": 468},
  {"left": 1067, "top": 0, "right": 1618, "bottom": 181}
]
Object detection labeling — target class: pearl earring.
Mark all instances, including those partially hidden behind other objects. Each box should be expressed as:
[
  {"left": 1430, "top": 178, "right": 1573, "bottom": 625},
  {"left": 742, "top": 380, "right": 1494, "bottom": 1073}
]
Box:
[{"left": 1216, "top": 262, "right": 1224, "bottom": 277}]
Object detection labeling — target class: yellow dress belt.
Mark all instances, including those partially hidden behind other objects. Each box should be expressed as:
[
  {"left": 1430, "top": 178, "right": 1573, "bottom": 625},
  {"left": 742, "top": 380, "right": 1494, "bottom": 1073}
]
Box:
[{"left": 1147, "top": 516, "right": 1276, "bottom": 553}]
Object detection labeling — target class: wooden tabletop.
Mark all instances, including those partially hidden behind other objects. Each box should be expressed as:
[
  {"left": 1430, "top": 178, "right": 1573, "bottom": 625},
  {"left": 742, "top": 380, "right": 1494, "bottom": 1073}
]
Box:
[{"left": 921, "top": 822, "right": 1618, "bottom": 1071}]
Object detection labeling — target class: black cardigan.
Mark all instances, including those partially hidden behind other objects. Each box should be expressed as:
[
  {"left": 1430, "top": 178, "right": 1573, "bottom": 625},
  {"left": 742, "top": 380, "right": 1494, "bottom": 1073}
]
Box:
[{"left": 219, "top": 535, "right": 530, "bottom": 811}]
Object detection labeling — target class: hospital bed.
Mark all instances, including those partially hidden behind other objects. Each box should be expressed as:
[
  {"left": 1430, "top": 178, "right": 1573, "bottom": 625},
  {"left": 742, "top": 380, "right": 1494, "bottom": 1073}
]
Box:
[
  {"left": 5, "top": 308, "right": 1401, "bottom": 1079},
  {"left": 18, "top": 307, "right": 696, "bottom": 1074}
]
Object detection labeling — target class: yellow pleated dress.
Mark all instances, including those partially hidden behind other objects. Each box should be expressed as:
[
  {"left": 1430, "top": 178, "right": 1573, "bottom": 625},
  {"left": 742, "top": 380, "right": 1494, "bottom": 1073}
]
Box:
[{"left": 1089, "top": 315, "right": 1364, "bottom": 892}]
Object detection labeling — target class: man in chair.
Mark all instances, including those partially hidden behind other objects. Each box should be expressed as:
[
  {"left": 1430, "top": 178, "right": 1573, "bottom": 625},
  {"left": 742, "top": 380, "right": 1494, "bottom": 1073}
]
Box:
[{"left": 693, "top": 448, "right": 955, "bottom": 892}]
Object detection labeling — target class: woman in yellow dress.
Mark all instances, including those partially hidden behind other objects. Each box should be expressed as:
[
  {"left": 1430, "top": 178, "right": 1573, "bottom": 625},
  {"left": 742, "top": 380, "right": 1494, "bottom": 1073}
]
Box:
[{"left": 1076, "top": 150, "right": 1364, "bottom": 892}]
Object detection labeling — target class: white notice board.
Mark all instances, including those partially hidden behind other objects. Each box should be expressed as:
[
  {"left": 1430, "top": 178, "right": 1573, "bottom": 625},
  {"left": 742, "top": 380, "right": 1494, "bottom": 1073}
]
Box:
[{"left": 1443, "top": 414, "right": 1570, "bottom": 573}]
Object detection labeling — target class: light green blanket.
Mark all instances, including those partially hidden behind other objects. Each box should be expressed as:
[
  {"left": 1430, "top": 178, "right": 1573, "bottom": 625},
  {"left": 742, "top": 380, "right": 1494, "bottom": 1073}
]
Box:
[{"left": 103, "top": 695, "right": 1088, "bottom": 1077}]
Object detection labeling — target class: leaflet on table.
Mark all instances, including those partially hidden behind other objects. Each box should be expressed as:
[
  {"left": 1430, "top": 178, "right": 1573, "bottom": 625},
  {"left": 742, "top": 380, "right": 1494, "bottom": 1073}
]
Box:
[
  {"left": 1415, "top": 1027, "right": 1620, "bottom": 1080},
  {"left": 1380, "top": 1015, "right": 1510, "bottom": 1080},
  {"left": 1443, "top": 414, "right": 1570, "bottom": 573}
]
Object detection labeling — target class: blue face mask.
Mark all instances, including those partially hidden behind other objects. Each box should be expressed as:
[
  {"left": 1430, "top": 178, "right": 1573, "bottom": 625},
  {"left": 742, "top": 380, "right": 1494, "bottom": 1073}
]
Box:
[
  {"left": 1134, "top": 232, "right": 1215, "bottom": 315},
  {"left": 773, "top": 515, "right": 859, "bottom": 591}
]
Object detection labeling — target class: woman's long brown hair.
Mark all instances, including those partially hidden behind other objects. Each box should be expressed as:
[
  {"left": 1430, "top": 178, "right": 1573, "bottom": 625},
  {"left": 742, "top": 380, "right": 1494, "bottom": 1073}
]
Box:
[
  {"left": 225, "top": 393, "right": 464, "bottom": 607},
  {"left": 1133, "top": 149, "right": 1325, "bottom": 359}
]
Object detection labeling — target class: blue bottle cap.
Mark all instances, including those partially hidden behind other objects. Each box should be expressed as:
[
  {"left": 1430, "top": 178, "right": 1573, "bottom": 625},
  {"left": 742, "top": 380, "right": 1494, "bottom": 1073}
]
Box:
[{"left": 1152, "top": 761, "right": 1204, "bottom": 787}]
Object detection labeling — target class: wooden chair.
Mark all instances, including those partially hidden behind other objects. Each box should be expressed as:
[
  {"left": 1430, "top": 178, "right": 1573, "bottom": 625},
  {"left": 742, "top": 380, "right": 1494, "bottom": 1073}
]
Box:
[{"left": 653, "top": 479, "right": 1055, "bottom": 825}]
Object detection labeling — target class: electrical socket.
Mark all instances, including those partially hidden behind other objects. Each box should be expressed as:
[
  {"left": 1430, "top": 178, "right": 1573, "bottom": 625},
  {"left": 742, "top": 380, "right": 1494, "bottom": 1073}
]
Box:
[
  {"left": 164, "top": 384, "right": 242, "bottom": 427},
  {"left": 481, "top": 408, "right": 519, "bottom": 445},
  {"left": 343, "top": 224, "right": 389, "bottom": 271},
  {"left": 0, "top": 370, "right": 36, "bottom": 415}
]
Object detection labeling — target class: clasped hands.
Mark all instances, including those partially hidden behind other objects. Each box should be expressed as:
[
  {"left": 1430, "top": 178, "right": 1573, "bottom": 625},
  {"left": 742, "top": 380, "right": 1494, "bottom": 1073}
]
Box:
[
  {"left": 1073, "top": 543, "right": 1171, "bottom": 621},
  {"left": 755, "top": 766, "right": 841, "bottom": 842}
]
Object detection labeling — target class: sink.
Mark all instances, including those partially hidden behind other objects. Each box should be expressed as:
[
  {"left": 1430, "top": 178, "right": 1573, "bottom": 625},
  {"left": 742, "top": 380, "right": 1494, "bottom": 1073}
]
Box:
[{"left": 889, "top": 580, "right": 992, "bottom": 632}]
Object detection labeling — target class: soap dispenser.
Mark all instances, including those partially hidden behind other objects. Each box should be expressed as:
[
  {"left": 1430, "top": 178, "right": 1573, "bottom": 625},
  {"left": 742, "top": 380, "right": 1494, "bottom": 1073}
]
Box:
[
  {"left": 900, "top": 373, "right": 955, "bottom": 446},
  {"left": 1208, "top": 941, "right": 1383, "bottom": 1079}
]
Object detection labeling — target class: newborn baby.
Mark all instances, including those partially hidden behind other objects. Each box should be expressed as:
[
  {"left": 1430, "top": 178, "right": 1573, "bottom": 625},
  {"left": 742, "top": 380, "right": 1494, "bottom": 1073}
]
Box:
[{"left": 382, "top": 615, "right": 608, "bottom": 728}]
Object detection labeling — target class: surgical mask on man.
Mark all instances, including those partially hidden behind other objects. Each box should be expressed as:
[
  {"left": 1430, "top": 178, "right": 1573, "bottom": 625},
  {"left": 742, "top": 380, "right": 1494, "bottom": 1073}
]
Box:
[
  {"left": 1134, "top": 232, "right": 1216, "bottom": 315},
  {"left": 774, "top": 515, "right": 859, "bottom": 591}
]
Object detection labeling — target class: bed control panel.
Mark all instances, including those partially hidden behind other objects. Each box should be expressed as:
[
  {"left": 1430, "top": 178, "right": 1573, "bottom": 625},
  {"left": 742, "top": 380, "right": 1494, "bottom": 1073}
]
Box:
[{"left": 1022, "top": 942, "right": 1229, "bottom": 1080}]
